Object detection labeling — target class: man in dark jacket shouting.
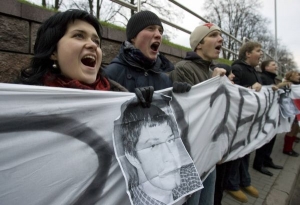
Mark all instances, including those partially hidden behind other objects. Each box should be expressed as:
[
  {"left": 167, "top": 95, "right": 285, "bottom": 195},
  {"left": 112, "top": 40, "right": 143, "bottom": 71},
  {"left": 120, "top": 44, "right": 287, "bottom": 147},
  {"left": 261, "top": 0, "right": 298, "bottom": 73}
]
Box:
[{"left": 104, "top": 10, "right": 174, "bottom": 93}]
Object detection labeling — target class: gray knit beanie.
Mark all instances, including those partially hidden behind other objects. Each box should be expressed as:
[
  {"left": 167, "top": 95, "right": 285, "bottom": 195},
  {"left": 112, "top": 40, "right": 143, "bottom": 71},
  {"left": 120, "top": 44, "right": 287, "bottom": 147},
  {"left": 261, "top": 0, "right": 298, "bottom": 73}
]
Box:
[
  {"left": 126, "top": 10, "right": 163, "bottom": 41},
  {"left": 190, "top": 23, "right": 221, "bottom": 51}
]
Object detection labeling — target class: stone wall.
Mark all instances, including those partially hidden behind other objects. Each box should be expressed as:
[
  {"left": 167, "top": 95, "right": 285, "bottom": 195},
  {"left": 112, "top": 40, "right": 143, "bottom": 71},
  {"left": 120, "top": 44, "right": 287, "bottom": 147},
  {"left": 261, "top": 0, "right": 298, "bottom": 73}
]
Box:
[{"left": 0, "top": 0, "right": 186, "bottom": 83}]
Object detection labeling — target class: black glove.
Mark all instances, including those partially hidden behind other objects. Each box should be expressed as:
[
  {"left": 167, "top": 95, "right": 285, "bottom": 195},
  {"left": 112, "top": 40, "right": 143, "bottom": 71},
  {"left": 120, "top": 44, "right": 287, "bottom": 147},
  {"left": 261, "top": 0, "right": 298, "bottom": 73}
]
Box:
[
  {"left": 135, "top": 86, "right": 154, "bottom": 108},
  {"left": 172, "top": 82, "right": 192, "bottom": 93}
]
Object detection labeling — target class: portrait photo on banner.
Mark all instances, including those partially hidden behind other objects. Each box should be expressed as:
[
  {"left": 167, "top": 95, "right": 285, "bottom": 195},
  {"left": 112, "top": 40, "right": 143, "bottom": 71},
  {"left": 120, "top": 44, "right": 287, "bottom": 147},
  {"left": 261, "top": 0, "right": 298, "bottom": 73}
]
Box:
[{"left": 113, "top": 94, "right": 203, "bottom": 205}]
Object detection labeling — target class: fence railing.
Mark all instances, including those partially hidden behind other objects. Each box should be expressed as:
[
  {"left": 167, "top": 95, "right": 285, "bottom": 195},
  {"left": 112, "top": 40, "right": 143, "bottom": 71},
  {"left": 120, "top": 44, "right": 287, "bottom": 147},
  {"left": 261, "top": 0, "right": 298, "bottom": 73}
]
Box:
[{"left": 109, "top": 0, "right": 282, "bottom": 75}]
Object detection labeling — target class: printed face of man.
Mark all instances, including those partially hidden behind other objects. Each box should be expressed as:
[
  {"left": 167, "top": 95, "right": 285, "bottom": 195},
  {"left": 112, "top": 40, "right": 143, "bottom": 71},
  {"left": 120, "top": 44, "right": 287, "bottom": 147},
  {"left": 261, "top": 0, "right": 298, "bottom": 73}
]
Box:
[{"left": 135, "top": 121, "right": 181, "bottom": 190}]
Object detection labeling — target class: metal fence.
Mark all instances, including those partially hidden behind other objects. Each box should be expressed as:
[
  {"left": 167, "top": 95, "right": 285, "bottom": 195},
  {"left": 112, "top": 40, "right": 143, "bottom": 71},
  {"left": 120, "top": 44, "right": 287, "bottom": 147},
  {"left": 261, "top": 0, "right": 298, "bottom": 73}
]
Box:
[{"left": 110, "top": 0, "right": 283, "bottom": 75}]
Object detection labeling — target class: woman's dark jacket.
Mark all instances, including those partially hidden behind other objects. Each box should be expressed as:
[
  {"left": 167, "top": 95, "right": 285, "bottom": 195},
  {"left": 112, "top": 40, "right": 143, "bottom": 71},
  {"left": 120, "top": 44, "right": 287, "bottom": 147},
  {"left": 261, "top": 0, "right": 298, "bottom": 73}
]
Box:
[{"left": 103, "top": 42, "right": 174, "bottom": 92}]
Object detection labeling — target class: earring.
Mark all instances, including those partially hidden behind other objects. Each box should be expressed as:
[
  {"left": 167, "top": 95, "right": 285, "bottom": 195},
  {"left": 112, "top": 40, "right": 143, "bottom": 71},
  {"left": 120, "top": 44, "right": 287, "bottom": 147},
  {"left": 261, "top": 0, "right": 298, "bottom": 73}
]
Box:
[{"left": 52, "top": 62, "right": 57, "bottom": 69}]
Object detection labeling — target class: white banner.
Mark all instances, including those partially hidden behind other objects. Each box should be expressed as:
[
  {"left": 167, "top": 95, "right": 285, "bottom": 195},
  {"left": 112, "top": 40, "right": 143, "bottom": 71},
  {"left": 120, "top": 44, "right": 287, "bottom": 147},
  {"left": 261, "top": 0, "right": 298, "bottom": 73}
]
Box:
[
  {"left": 0, "top": 76, "right": 292, "bottom": 205},
  {"left": 290, "top": 84, "right": 300, "bottom": 126}
]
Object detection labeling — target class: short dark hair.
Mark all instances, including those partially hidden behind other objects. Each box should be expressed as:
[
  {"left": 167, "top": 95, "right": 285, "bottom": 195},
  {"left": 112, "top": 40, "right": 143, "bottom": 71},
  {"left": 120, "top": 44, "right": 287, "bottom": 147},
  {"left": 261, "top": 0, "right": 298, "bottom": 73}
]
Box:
[
  {"left": 19, "top": 9, "right": 103, "bottom": 85},
  {"left": 121, "top": 102, "right": 177, "bottom": 159},
  {"left": 238, "top": 41, "right": 261, "bottom": 61},
  {"left": 260, "top": 60, "right": 274, "bottom": 72}
]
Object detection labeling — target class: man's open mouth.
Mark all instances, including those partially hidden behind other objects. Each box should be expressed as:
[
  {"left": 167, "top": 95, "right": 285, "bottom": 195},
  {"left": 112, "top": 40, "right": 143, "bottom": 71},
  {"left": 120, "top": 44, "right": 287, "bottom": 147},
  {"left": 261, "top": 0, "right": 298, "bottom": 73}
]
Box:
[
  {"left": 81, "top": 55, "right": 96, "bottom": 67},
  {"left": 151, "top": 42, "right": 160, "bottom": 52},
  {"left": 215, "top": 45, "right": 222, "bottom": 50}
]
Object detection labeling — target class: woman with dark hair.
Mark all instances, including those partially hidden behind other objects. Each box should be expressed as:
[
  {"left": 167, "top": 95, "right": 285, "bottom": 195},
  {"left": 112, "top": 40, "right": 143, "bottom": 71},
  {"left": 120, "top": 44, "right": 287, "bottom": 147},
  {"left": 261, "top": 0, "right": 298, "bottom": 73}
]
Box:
[{"left": 19, "top": 9, "right": 127, "bottom": 92}]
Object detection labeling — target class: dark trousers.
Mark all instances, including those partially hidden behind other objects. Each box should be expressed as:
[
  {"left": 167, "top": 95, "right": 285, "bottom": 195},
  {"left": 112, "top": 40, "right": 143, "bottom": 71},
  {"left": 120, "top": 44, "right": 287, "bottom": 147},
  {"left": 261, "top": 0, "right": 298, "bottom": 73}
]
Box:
[
  {"left": 214, "top": 163, "right": 228, "bottom": 205},
  {"left": 225, "top": 154, "right": 251, "bottom": 191},
  {"left": 253, "top": 135, "right": 276, "bottom": 168}
]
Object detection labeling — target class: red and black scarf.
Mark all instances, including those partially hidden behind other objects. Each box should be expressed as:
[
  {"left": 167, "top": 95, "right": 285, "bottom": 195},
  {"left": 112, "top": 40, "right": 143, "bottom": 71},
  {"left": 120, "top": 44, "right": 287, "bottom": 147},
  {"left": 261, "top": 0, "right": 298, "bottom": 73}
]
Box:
[{"left": 42, "top": 72, "right": 111, "bottom": 91}]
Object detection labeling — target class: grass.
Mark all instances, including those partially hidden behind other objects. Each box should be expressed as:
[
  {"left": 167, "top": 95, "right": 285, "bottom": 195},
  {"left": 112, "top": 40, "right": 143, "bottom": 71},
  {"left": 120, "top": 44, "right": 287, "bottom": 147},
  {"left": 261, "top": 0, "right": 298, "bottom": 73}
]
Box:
[
  {"left": 18, "top": 0, "right": 57, "bottom": 12},
  {"left": 100, "top": 21, "right": 126, "bottom": 31},
  {"left": 214, "top": 58, "right": 233, "bottom": 66},
  {"left": 162, "top": 39, "right": 191, "bottom": 51}
]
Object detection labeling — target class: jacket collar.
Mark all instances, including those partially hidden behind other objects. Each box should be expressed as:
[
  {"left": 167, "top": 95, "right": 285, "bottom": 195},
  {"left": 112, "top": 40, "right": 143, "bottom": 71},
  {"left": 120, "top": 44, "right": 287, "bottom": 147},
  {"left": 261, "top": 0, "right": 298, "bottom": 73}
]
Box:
[
  {"left": 262, "top": 70, "right": 277, "bottom": 80},
  {"left": 118, "top": 41, "right": 174, "bottom": 73},
  {"left": 184, "top": 51, "right": 213, "bottom": 68},
  {"left": 232, "top": 60, "right": 256, "bottom": 71}
]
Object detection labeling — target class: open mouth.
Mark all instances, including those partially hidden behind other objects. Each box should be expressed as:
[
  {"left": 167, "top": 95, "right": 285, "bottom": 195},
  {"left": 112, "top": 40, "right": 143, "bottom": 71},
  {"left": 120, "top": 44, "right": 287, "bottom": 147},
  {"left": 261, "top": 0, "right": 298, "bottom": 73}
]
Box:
[
  {"left": 215, "top": 45, "right": 222, "bottom": 50},
  {"left": 81, "top": 55, "right": 96, "bottom": 67},
  {"left": 151, "top": 42, "right": 160, "bottom": 52}
]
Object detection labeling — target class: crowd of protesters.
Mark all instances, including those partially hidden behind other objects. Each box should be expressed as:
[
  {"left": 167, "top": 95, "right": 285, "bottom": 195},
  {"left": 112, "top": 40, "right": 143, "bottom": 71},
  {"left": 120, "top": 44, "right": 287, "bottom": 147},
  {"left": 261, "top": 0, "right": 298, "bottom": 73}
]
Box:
[{"left": 2, "top": 8, "right": 299, "bottom": 205}]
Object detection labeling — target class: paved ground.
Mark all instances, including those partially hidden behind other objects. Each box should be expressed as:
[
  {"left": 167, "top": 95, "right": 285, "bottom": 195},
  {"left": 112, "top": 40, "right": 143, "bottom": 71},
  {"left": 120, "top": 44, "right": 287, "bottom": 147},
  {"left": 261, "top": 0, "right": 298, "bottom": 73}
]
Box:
[
  {"left": 222, "top": 133, "right": 300, "bottom": 205},
  {"left": 289, "top": 168, "right": 300, "bottom": 205}
]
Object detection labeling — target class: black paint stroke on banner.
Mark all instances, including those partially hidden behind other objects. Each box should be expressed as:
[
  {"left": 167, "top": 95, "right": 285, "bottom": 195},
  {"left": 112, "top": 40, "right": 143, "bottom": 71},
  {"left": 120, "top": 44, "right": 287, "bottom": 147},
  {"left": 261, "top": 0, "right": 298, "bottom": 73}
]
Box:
[
  {"left": 227, "top": 88, "right": 254, "bottom": 157},
  {"left": 210, "top": 84, "right": 230, "bottom": 142},
  {"left": 0, "top": 116, "right": 113, "bottom": 205},
  {"left": 262, "top": 89, "right": 277, "bottom": 134}
]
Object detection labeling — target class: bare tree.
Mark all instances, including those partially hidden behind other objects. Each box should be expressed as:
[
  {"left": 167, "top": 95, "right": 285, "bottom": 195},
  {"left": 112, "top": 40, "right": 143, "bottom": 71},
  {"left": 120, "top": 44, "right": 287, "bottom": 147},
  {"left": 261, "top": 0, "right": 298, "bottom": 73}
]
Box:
[
  {"left": 203, "top": 0, "right": 269, "bottom": 60},
  {"left": 203, "top": 0, "right": 297, "bottom": 71},
  {"left": 40, "top": 0, "right": 62, "bottom": 10},
  {"left": 68, "top": 0, "right": 183, "bottom": 39},
  {"left": 70, "top": 0, "right": 92, "bottom": 14},
  {"left": 108, "top": 0, "right": 184, "bottom": 38},
  {"left": 54, "top": 0, "right": 63, "bottom": 10},
  {"left": 96, "top": 0, "right": 104, "bottom": 19},
  {"left": 88, "top": 0, "right": 94, "bottom": 14},
  {"left": 126, "top": 0, "right": 183, "bottom": 22}
]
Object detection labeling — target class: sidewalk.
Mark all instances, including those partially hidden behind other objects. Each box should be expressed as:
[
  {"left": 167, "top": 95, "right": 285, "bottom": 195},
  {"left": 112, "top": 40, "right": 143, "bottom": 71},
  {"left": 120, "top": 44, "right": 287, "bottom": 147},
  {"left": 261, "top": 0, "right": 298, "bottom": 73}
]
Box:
[{"left": 222, "top": 133, "right": 300, "bottom": 205}]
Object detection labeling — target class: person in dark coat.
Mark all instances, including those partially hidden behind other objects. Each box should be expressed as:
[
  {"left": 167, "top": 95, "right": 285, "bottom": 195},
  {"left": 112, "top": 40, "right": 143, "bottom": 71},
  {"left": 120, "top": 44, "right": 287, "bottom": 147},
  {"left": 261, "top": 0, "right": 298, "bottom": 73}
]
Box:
[
  {"left": 252, "top": 60, "right": 284, "bottom": 176},
  {"left": 224, "top": 41, "right": 262, "bottom": 203},
  {"left": 103, "top": 10, "right": 174, "bottom": 93}
]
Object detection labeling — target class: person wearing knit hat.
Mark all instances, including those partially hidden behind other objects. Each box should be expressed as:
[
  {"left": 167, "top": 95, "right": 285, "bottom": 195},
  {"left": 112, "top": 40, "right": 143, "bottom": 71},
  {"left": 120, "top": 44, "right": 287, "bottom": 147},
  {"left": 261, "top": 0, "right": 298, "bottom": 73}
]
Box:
[
  {"left": 190, "top": 23, "right": 221, "bottom": 51},
  {"left": 170, "top": 22, "right": 225, "bottom": 84},
  {"left": 104, "top": 10, "right": 177, "bottom": 93},
  {"left": 169, "top": 23, "right": 226, "bottom": 205},
  {"left": 126, "top": 10, "right": 163, "bottom": 42}
]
